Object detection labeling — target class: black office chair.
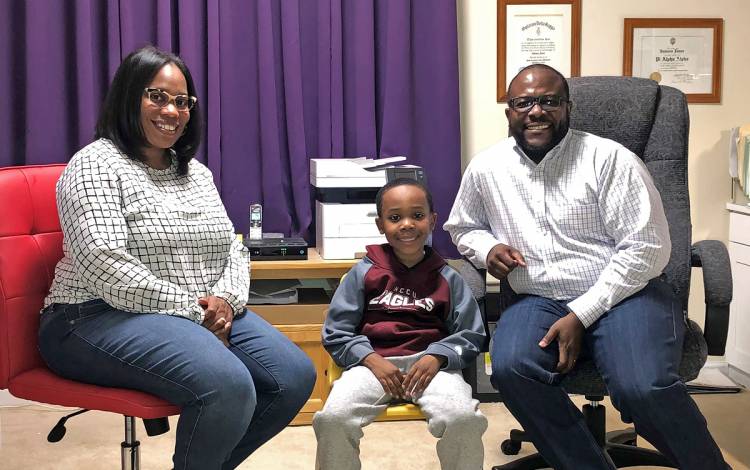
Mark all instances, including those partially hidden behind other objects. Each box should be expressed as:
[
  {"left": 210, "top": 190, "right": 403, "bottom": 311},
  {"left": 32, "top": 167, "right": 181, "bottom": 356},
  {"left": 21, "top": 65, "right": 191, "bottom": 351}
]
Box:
[
  {"left": 493, "top": 76, "right": 733, "bottom": 469},
  {"left": 451, "top": 258, "right": 488, "bottom": 336}
]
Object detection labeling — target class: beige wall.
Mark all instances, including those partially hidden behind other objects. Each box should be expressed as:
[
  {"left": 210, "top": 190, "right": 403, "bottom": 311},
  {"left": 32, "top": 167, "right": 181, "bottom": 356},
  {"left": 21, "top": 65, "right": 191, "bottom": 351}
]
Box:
[{"left": 457, "top": 0, "right": 750, "bottom": 327}]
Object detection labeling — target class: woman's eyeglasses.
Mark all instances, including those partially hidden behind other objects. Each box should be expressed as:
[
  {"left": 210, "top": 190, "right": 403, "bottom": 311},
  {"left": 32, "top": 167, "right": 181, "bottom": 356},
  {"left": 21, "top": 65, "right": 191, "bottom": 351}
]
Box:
[
  {"left": 507, "top": 94, "right": 569, "bottom": 112},
  {"left": 144, "top": 88, "right": 197, "bottom": 112}
]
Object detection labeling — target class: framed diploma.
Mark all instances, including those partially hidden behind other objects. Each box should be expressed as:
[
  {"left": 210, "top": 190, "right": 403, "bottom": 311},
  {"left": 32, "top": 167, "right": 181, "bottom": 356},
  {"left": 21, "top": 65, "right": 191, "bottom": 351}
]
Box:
[
  {"left": 497, "top": 0, "right": 581, "bottom": 102},
  {"left": 623, "top": 18, "right": 723, "bottom": 103}
]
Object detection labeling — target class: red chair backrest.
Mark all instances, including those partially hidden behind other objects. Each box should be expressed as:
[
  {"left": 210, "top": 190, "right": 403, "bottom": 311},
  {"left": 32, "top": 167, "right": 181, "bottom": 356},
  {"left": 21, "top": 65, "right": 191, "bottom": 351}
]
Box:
[{"left": 0, "top": 164, "right": 66, "bottom": 389}]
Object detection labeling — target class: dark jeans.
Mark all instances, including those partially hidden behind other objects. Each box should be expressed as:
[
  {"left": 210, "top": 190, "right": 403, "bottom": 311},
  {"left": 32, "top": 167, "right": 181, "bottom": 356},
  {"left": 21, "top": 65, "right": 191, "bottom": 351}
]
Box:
[
  {"left": 38, "top": 301, "right": 316, "bottom": 470},
  {"left": 491, "top": 278, "right": 729, "bottom": 470}
]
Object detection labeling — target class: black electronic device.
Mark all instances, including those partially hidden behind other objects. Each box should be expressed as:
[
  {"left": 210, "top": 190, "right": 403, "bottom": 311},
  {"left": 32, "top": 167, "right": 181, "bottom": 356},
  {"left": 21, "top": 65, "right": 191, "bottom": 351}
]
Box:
[
  {"left": 248, "top": 204, "right": 262, "bottom": 240},
  {"left": 243, "top": 237, "right": 308, "bottom": 260},
  {"left": 385, "top": 165, "right": 426, "bottom": 185},
  {"left": 314, "top": 187, "right": 379, "bottom": 204}
]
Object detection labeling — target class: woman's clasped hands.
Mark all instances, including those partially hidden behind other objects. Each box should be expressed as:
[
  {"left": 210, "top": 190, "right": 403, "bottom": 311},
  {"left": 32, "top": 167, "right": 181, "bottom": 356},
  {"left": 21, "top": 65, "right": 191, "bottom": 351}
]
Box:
[{"left": 200, "top": 296, "right": 234, "bottom": 346}]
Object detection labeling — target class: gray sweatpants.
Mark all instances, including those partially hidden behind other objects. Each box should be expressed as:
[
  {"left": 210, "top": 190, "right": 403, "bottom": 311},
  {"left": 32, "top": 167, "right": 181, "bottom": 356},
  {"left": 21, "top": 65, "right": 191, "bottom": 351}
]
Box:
[{"left": 313, "top": 353, "right": 488, "bottom": 470}]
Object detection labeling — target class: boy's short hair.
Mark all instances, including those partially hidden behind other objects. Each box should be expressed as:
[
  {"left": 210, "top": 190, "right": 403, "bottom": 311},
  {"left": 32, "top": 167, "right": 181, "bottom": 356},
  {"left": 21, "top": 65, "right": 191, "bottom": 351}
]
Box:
[{"left": 375, "top": 178, "right": 434, "bottom": 217}]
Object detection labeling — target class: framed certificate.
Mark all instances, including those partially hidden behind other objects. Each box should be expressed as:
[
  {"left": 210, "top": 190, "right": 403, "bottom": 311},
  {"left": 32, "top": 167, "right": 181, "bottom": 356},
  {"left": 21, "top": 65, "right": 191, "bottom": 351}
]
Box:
[
  {"left": 497, "top": 0, "right": 582, "bottom": 102},
  {"left": 623, "top": 18, "right": 723, "bottom": 103}
]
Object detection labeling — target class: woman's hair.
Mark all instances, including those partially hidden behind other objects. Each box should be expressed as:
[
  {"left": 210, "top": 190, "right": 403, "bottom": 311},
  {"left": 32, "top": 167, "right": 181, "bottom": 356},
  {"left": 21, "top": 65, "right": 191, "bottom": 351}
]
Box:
[{"left": 95, "top": 45, "right": 202, "bottom": 175}]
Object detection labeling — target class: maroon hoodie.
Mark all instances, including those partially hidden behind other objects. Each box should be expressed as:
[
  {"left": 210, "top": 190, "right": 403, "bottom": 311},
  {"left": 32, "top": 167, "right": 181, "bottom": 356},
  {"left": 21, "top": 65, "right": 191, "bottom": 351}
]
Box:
[{"left": 358, "top": 244, "right": 452, "bottom": 356}]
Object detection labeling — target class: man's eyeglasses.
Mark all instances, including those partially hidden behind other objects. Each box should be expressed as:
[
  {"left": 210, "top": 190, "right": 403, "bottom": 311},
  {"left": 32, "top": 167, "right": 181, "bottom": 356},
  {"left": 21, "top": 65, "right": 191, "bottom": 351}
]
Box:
[
  {"left": 144, "top": 88, "right": 197, "bottom": 112},
  {"left": 507, "top": 95, "right": 569, "bottom": 112}
]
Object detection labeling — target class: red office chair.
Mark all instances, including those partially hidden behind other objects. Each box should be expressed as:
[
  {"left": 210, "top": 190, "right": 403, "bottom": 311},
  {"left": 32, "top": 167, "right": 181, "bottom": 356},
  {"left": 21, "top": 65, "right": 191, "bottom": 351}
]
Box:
[{"left": 0, "top": 164, "right": 180, "bottom": 470}]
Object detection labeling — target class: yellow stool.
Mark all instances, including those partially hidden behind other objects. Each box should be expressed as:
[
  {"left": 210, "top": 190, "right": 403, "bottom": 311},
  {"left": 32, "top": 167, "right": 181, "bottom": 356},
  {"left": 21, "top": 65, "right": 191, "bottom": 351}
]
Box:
[{"left": 327, "top": 359, "right": 425, "bottom": 422}]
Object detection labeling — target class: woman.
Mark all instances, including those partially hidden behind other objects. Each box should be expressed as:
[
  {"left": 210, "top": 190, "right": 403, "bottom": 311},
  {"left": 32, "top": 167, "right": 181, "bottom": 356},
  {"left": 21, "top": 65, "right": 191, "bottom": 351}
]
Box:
[{"left": 38, "top": 45, "right": 316, "bottom": 470}]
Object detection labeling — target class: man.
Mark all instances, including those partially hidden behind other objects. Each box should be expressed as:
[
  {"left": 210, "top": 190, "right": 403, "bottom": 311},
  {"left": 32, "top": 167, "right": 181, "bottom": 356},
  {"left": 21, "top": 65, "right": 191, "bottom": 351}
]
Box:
[{"left": 444, "top": 64, "right": 729, "bottom": 470}]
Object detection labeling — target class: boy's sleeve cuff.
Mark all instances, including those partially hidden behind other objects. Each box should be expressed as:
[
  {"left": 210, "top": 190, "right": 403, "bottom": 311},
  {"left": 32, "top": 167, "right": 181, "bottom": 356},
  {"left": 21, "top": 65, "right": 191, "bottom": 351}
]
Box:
[
  {"left": 425, "top": 343, "right": 461, "bottom": 370},
  {"left": 347, "top": 342, "right": 376, "bottom": 368}
]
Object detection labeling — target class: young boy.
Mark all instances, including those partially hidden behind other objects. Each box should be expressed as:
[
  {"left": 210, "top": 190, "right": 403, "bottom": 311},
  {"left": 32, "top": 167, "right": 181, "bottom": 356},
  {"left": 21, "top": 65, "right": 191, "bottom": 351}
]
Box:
[{"left": 313, "top": 178, "right": 488, "bottom": 470}]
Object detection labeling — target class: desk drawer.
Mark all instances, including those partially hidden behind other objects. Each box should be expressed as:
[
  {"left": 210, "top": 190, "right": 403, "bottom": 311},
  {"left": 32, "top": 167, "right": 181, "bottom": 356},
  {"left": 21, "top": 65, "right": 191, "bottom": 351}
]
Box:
[
  {"left": 729, "top": 241, "right": 750, "bottom": 266},
  {"left": 729, "top": 212, "right": 750, "bottom": 246}
]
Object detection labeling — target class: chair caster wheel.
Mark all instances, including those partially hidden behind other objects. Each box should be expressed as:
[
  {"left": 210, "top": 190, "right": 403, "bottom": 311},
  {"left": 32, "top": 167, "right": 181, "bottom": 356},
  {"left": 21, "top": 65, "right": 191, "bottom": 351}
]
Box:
[{"left": 501, "top": 439, "right": 521, "bottom": 455}]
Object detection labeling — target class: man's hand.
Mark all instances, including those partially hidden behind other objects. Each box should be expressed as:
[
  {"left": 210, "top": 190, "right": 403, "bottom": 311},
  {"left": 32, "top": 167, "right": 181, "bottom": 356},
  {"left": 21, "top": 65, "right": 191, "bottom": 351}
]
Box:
[
  {"left": 362, "top": 353, "right": 405, "bottom": 399},
  {"left": 402, "top": 354, "right": 446, "bottom": 399},
  {"left": 539, "top": 312, "right": 585, "bottom": 373},
  {"left": 486, "top": 243, "right": 527, "bottom": 280},
  {"left": 199, "top": 296, "right": 234, "bottom": 347}
]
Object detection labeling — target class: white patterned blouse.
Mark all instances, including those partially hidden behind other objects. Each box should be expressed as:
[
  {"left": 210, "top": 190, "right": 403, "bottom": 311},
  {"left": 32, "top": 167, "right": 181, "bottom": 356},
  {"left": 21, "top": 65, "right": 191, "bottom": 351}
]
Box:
[{"left": 44, "top": 138, "right": 250, "bottom": 323}]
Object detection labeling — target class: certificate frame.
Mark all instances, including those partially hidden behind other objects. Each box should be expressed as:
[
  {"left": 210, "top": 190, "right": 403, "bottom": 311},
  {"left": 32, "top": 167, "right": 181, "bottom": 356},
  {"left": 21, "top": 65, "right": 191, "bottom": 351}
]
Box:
[
  {"left": 623, "top": 18, "right": 723, "bottom": 103},
  {"left": 497, "top": 0, "right": 582, "bottom": 102}
]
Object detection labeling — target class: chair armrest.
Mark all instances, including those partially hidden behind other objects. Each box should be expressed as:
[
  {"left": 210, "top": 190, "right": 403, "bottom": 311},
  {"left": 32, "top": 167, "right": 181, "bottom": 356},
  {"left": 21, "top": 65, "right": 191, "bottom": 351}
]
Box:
[
  {"left": 449, "top": 258, "right": 491, "bottom": 351},
  {"left": 449, "top": 258, "right": 486, "bottom": 299},
  {"left": 691, "top": 240, "right": 732, "bottom": 355}
]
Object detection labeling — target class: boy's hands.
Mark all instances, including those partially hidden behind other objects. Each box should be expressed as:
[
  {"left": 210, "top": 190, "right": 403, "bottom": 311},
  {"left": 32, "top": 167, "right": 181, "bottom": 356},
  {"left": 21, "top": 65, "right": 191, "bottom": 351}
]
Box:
[
  {"left": 361, "top": 353, "right": 447, "bottom": 400},
  {"left": 200, "top": 296, "right": 234, "bottom": 347},
  {"left": 486, "top": 243, "right": 527, "bottom": 280},
  {"left": 402, "top": 354, "right": 446, "bottom": 399},
  {"left": 362, "top": 353, "right": 405, "bottom": 399}
]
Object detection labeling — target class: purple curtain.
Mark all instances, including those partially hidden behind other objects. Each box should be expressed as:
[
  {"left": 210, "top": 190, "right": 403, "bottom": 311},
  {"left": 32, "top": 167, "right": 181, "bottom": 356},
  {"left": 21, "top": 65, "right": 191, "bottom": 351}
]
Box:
[{"left": 0, "top": 0, "right": 461, "bottom": 256}]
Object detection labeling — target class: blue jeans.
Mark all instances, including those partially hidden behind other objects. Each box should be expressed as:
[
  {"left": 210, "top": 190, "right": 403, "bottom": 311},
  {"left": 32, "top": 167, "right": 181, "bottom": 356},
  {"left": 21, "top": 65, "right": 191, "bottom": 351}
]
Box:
[
  {"left": 38, "top": 300, "right": 316, "bottom": 470},
  {"left": 491, "top": 278, "right": 728, "bottom": 470}
]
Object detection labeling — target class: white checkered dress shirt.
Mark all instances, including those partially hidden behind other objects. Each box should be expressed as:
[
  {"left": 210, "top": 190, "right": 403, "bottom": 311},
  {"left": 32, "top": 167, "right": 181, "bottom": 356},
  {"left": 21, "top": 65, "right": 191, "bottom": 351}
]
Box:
[
  {"left": 44, "top": 139, "right": 250, "bottom": 322},
  {"left": 444, "top": 130, "right": 670, "bottom": 327}
]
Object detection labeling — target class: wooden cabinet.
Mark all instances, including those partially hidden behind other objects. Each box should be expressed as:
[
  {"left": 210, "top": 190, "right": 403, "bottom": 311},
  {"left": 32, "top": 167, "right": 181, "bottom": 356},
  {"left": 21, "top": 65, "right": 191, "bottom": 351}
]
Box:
[
  {"left": 275, "top": 324, "right": 332, "bottom": 425},
  {"left": 727, "top": 203, "right": 750, "bottom": 375},
  {"left": 247, "top": 249, "right": 357, "bottom": 425}
]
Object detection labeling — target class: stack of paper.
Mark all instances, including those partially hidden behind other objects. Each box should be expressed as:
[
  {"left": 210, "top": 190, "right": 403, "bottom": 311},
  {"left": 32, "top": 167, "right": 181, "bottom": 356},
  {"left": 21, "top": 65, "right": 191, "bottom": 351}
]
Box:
[
  {"left": 248, "top": 279, "right": 300, "bottom": 305},
  {"left": 686, "top": 368, "right": 744, "bottom": 394}
]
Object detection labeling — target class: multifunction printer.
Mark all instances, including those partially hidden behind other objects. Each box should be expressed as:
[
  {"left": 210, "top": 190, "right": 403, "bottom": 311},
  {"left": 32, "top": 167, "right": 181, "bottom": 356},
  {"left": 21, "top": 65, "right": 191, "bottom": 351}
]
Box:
[{"left": 310, "top": 157, "right": 425, "bottom": 259}]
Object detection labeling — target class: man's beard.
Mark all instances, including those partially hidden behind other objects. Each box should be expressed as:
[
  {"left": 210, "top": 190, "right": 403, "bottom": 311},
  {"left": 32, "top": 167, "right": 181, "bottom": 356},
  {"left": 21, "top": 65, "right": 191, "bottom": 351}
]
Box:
[{"left": 512, "top": 120, "right": 569, "bottom": 164}]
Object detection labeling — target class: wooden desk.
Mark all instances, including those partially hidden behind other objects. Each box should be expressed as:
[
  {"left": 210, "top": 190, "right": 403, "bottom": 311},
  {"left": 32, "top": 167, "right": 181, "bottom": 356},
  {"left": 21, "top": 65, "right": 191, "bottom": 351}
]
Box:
[
  {"left": 247, "top": 248, "right": 357, "bottom": 425},
  {"left": 250, "top": 248, "right": 358, "bottom": 280}
]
